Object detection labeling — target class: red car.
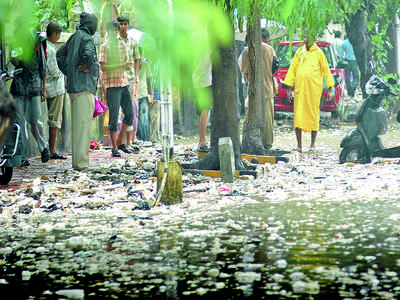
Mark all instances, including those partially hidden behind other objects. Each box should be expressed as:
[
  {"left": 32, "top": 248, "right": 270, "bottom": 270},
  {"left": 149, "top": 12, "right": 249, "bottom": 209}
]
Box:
[{"left": 273, "top": 41, "right": 345, "bottom": 114}]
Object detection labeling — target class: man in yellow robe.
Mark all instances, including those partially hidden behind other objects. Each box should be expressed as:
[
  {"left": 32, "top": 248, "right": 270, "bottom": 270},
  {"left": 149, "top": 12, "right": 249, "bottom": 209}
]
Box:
[{"left": 284, "top": 33, "right": 334, "bottom": 152}]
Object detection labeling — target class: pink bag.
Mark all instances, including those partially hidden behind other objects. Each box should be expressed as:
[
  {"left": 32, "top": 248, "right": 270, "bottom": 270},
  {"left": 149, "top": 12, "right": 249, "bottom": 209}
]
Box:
[
  {"left": 93, "top": 95, "right": 108, "bottom": 118},
  {"left": 89, "top": 140, "right": 100, "bottom": 150}
]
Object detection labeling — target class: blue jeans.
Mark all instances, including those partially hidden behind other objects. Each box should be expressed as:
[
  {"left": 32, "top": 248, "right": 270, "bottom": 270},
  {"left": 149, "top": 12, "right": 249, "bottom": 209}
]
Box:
[
  {"left": 137, "top": 97, "right": 150, "bottom": 141},
  {"left": 345, "top": 60, "right": 359, "bottom": 96}
]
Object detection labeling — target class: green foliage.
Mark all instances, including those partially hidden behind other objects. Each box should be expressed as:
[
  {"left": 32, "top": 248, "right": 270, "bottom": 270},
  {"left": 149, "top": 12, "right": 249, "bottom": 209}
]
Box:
[
  {"left": 0, "top": 0, "right": 85, "bottom": 64},
  {"left": 0, "top": 0, "right": 36, "bottom": 61},
  {"left": 34, "top": 0, "right": 67, "bottom": 31},
  {"left": 33, "top": 0, "right": 84, "bottom": 32},
  {"left": 365, "top": 0, "right": 400, "bottom": 75}
]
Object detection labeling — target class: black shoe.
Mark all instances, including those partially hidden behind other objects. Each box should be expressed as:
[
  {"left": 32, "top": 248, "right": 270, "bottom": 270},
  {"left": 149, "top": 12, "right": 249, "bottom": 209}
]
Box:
[
  {"left": 21, "top": 160, "right": 30, "bottom": 167},
  {"left": 117, "top": 144, "right": 132, "bottom": 154},
  {"left": 130, "top": 145, "right": 140, "bottom": 153},
  {"left": 41, "top": 148, "right": 50, "bottom": 163},
  {"left": 50, "top": 153, "right": 67, "bottom": 160},
  {"left": 112, "top": 149, "right": 121, "bottom": 157}
]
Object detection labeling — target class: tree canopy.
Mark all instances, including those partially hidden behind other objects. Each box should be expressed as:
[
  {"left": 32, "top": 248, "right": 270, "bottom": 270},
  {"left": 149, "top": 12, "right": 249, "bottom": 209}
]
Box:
[{"left": 1, "top": 0, "right": 399, "bottom": 79}]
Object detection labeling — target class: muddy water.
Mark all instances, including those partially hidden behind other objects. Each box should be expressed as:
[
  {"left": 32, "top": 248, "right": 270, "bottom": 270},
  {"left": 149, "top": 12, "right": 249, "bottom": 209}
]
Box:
[
  {"left": 1, "top": 124, "right": 400, "bottom": 299},
  {"left": 1, "top": 195, "right": 399, "bottom": 299}
]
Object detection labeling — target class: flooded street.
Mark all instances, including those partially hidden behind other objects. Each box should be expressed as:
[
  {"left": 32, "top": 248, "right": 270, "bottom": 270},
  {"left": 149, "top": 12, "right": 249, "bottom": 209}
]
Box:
[{"left": 1, "top": 122, "right": 400, "bottom": 299}]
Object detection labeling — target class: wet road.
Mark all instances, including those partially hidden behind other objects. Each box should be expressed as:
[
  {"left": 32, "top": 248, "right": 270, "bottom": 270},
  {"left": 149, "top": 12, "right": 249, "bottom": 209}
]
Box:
[{"left": 0, "top": 126, "right": 400, "bottom": 299}]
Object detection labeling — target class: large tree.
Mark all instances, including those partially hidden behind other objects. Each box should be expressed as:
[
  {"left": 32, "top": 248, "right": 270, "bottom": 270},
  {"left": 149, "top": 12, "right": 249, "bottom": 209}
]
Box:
[
  {"left": 198, "top": 0, "right": 244, "bottom": 170},
  {"left": 345, "top": 10, "right": 373, "bottom": 98},
  {"left": 343, "top": 0, "right": 399, "bottom": 97}
]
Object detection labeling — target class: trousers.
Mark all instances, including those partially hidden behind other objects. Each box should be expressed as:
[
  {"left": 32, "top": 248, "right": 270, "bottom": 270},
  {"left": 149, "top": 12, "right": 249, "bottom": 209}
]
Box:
[
  {"left": 14, "top": 95, "right": 47, "bottom": 159},
  {"left": 137, "top": 97, "right": 150, "bottom": 141},
  {"left": 345, "top": 60, "right": 359, "bottom": 97},
  {"left": 262, "top": 96, "right": 274, "bottom": 148},
  {"left": 149, "top": 100, "right": 160, "bottom": 142},
  {"left": 70, "top": 91, "right": 94, "bottom": 170}
]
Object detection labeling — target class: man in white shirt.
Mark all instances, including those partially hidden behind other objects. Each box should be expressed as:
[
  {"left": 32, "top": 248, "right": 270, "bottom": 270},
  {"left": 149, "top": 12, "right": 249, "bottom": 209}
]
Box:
[{"left": 46, "top": 22, "right": 67, "bottom": 159}]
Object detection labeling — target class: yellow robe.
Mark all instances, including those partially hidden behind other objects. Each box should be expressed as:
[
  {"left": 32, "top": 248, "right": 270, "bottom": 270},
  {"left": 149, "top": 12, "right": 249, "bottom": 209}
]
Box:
[{"left": 284, "top": 44, "right": 334, "bottom": 131}]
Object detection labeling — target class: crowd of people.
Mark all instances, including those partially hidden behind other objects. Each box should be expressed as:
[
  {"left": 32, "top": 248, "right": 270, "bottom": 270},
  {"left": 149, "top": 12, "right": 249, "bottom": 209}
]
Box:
[
  {"left": 11, "top": 12, "right": 159, "bottom": 171},
  {"left": 10, "top": 11, "right": 360, "bottom": 170}
]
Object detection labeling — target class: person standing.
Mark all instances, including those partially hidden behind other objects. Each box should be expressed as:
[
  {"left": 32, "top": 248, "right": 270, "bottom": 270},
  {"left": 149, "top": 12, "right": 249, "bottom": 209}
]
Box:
[
  {"left": 331, "top": 30, "right": 343, "bottom": 61},
  {"left": 10, "top": 32, "right": 50, "bottom": 167},
  {"left": 116, "top": 14, "right": 140, "bottom": 149},
  {"left": 192, "top": 54, "right": 212, "bottom": 152},
  {"left": 239, "top": 29, "right": 277, "bottom": 150},
  {"left": 136, "top": 52, "right": 153, "bottom": 142},
  {"left": 283, "top": 31, "right": 334, "bottom": 153},
  {"left": 339, "top": 36, "right": 359, "bottom": 97},
  {"left": 57, "top": 12, "right": 99, "bottom": 171},
  {"left": 99, "top": 20, "right": 134, "bottom": 157},
  {"left": 149, "top": 60, "right": 161, "bottom": 143},
  {"left": 45, "top": 22, "right": 67, "bottom": 160}
]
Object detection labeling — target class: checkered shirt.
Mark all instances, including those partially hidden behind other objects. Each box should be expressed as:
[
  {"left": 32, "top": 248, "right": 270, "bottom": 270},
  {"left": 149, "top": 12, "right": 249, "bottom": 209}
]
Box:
[
  {"left": 99, "top": 38, "right": 129, "bottom": 89},
  {"left": 119, "top": 34, "right": 140, "bottom": 82}
]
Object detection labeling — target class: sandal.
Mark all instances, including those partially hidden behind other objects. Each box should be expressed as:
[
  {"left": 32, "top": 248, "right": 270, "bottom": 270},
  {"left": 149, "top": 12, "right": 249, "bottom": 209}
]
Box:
[
  {"left": 130, "top": 145, "right": 140, "bottom": 153},
  {"left": 112, "top": 149, "right": 121, "bottom": 157},
  {"left": 197, "top": 144, "right": 209, "bottom": 152},
  {"left": 117, "top": 144, "right": 132, "bottom": 154},
  {"left": 50, "top": 153, "right": 67, "bottom": 160},
  {"left": 292, "top": 148, "right": 302, "bottom": 153},
  {"left": 21, "top": 160, "right": 30, "bottom": 167}
]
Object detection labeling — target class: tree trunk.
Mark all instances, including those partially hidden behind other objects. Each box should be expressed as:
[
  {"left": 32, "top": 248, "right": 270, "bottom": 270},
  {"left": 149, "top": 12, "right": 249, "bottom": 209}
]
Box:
[
  {"left": 197, "top": 3, "right": 244, "bottom": 171},
  {"left": 345, "top": 10, "right": 372, "bottom": 98},
  {"left": 385, "top": 16, "right": 398, "bottom": 75},
  {"left": 198, "top": 37, "right": 243, "bottom": 170},
  {"left": 241, "top": 16, "right": 265, "bottom": 155}
]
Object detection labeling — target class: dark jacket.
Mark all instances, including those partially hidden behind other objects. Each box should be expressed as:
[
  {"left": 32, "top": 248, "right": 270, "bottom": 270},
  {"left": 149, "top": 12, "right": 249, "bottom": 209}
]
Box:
[
  {"left": 56, "top": 12, "right": 99, "bottom": 95},
  {"left": 10, "top": 34, "right": 47, "bottom": 97}
]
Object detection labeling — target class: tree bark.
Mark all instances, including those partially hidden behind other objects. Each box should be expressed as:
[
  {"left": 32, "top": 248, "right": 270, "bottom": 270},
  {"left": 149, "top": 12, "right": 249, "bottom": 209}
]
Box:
[
  {"left": 385, "top": 16, "right": 398, "bottom": 75},
  {"left": 197, "top": 2, "right": 244, "bottom": 171},
  {"left": 241, "top": 16, "right": 265, "bottom": 155},
  {"left": 345, "top": 10, "right": 373, "bottom": 98},
  {"left": 198, "top": 35, "right": 243, "bottom": 170}
]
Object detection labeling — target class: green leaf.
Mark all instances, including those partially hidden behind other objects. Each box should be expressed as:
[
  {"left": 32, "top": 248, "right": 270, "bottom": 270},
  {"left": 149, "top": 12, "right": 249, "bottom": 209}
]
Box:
[{"left": 282, "top": 0, "right": 297, "bottom": 21}]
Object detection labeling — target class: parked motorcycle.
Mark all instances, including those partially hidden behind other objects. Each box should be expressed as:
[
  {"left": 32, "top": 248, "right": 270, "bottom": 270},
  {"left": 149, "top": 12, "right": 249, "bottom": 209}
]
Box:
[
  {"left": 0, "top": 70, "right": 24, "bottom": 185},
  {"left": 0, "top": 24, "right": 23, "bottom": 185},
  {"left": 339, "top": 64, "right": 398, "bottom": 164}
]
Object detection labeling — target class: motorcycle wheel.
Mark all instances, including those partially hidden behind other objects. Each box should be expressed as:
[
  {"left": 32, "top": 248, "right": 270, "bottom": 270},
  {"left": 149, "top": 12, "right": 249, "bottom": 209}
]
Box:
[
  {"left": 0, "top": 167, "right": 13, "bottom": 185},
  {"left": 339, "top": 146, "right": 371, "bottom": 164}
]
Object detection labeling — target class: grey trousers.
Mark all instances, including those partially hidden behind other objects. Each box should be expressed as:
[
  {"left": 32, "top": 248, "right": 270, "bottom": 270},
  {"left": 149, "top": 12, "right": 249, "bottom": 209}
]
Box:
[
  {"left": 15, "top": 95, "right": 47, "bottom": 159},
  {"left": 71, "top": 91, "right": 94, "bottom": 171},
  {"left": 149, "top": 100, "right": 160, "bottom": 142},
  {"left": 262, "top": 96, "right": 274, "bottom": 149},
  {"left": 137, "top": 97, "right": 150, "bottom": 141}
]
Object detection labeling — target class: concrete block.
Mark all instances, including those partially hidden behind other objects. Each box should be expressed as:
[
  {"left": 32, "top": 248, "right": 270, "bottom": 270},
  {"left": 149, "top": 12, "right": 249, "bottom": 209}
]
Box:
[{"left": 218, "top": 137, "right": 235, "bottom": 183}]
